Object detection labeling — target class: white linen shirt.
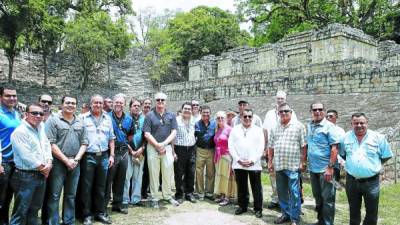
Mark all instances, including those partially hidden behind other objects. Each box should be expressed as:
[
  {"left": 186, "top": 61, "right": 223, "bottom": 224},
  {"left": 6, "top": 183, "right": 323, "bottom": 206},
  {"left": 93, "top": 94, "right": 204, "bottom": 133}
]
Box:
[{"left": 228, "top": 124, "right": 265, "bottom": 170}]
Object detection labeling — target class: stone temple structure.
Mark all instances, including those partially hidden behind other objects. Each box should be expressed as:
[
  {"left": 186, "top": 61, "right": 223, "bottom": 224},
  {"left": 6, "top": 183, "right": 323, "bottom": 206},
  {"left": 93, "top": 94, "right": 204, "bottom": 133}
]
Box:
[{"left": 161, "top": 24, "right": 400, "bottom": 181}]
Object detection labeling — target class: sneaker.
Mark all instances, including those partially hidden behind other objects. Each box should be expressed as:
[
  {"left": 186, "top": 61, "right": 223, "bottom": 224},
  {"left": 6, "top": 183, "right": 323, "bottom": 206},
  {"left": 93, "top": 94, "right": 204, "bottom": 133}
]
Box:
[
  {"left": 151, "top": 201, "right": 160, "bottom": 209},
  {"left": 219, "top": 198, "right": 229, "bottom": 206},
  {"left": 176, "top": 198, "right": 184, "bottom": 204},
  {"left": 214, "top": 197, "right": 223, "bottom": 203},
  {"left": 169, "top": 198, "right": 180, "bottom": 206},
  {"left": 205, "top": 193, "right": 214, "bottom": 200},
  {"left": 198, "top": 195, "right": 205, "bottom": 201},
  {"left": 255, "top": 210, "right": 262, "bottom": 218},
  {"left": 185, "top": 195, "right": 197, "bottom": 203}
]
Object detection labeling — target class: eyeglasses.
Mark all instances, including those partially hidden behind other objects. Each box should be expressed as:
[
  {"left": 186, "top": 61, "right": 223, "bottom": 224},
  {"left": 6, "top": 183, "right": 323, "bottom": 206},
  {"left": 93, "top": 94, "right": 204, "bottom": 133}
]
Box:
[
  {"left": 40, "top": 100, "right": 52, "bottom": 105},
  {"left": 156, "top": 99, "right": 165, "bottom": 102},
  {"left": 29, "top": 111, "right": 44, "bottom": 116},
  {"left": 64, "top": 101, "right": 76, "bottom": 105},
  {"left": 243, "top": 115, "right": 253, "bottom": 119},
  {"left": 279, "top": 110, "right": 291, "bottom": 114},
  {"left": 312, "top": 108, "right": 324, "bottom": 112}
]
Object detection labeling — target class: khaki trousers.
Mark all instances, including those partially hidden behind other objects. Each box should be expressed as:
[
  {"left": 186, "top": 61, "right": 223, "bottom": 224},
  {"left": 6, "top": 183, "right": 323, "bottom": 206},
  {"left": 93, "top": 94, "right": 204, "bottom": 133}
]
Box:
[
  {"left": 269, "top": 171, "right": 279, "bottom": 203},
  {"left": 195, "top": 147, "right": 215, "bottom": 196},
  {"left": 147, "top": 144, "right": 173, "bottom": 201}
]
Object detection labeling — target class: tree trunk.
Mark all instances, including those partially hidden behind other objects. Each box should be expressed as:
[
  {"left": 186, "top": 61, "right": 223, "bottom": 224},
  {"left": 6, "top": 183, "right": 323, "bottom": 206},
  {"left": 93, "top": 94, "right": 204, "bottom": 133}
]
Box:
[
  {"left": 7, "top": 56, "right": 14, "bottom": 83},
  {"left": 43, "top": 53, "right": 48, "bottom": 85},
  {"left": 81, "top": 69, "right": 89, "bottom": 91},
  {"left": 107, "top": 57, "right": 111, "bottom": 88}
]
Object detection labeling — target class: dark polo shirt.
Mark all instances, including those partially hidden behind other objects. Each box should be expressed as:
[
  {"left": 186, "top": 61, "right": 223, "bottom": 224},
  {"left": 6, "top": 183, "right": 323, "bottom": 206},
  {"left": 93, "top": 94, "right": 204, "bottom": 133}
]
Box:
[{"left": 143, "top": 109, "right": 177, "bottom": 142}]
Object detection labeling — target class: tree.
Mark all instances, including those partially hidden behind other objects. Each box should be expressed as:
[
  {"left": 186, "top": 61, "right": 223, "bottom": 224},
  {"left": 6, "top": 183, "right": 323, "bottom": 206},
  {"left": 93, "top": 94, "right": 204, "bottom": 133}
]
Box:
[
  {"left": 64, "top": 11, "right": 133, "bottom": 90},
  {"left": 236, "top": 0, "right": 400, "bottom": 45},
  {"left": 0, "top": 0, "right": 33, "bottom": 82}
]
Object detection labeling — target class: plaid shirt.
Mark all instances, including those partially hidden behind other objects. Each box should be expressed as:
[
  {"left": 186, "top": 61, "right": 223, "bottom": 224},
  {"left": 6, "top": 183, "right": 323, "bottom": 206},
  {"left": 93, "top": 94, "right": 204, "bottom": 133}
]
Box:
[
  {"left": 175, "top": 115, "right": 196, "bottom": 146},
  {"left": 268, "top": 119, "right": 306, "bottom": 171}
]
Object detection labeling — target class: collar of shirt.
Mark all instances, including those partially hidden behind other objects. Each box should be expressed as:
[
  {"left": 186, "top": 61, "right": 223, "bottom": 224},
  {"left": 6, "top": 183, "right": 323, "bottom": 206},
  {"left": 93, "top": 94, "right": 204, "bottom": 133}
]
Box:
[
  {"left": 0, "top": 104, "right": 15, "bottom": 114},
  {"left": 310, "top": 118, "right": 329, "bottom": 127},
  {"left": 57, "top": 112, "right": 78, "bottom": 124}
]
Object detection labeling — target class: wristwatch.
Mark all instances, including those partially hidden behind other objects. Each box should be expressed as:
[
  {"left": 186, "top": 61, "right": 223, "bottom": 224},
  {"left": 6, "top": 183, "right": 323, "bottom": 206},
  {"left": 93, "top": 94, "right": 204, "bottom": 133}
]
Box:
[{"left": 328, "top": 162, "right": 335, "bottom": 168}]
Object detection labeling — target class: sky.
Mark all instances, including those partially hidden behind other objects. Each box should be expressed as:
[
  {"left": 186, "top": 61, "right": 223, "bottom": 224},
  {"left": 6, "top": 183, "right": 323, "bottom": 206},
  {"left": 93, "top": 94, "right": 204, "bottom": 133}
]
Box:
[{"left": 132, "top": 0, "right": 236, "bottom": 13}]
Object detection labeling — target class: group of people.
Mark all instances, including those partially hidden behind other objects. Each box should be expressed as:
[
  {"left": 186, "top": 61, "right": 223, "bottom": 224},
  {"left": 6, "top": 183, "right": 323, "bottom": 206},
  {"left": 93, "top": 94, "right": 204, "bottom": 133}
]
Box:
[{"left": 0, "top": 85, "right": 393, "bottom": 225}]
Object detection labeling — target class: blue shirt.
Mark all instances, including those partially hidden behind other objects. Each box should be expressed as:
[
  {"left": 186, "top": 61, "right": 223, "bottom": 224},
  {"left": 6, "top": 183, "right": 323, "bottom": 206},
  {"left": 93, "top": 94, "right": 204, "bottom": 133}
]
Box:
[
  {"left": 11, "top": 120, "right": 52, "bottom": 170},
  {"left": 109, "top": 111, "right": 133, "bottom": 147},
  {"left": 81, "top": 112, "right": 116, "bottom": 153},
  {"left": 131, "top": 113, "right": 145, "bottom": 150},
  {"left": 195, "top": 119, "right": 216, "bottom": 149},
  {"left": 339, "top": 129, "right": 393, "bottom": 178},
  {"left": 0, "top": 105, "right": 21, "bottom": 162},
  {"left": 307, "top": 118, "right": 339, "bottom": 173}
]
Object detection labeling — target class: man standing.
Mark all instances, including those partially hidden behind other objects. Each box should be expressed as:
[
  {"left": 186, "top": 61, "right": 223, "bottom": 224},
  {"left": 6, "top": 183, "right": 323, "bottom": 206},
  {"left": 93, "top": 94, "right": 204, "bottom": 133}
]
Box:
[
  {"left": 232, "top": 100, "right": 262, "bottom": 127},
  {"left": 39, "top": 94, "right": 54, "bottom": 122},
  {"left": 195, "top": 105, "right": 216, "bottom": 200},
  {"left": 141, "top": 97, "right": 152, "bottom": 199},
  {"left": 143, "top": 92, "right": 179, "bottom": 208},
  {"left": 263, "top": 91, "right": 297, "bottom": 209},
  {"left": 123, "top": 98, "right": 145, "bottom": 206},
  {"left": 45, "top": 96, "right": 88, "bottom": 225},
  {"left": 326, "top": 109, "right": 346, "bottom": 181},
  {"left": 80, "top": 95, "right": 115, "bottom": 225},
  {"left": 228, "top": 109, "right": 264, "bottom": 218},
  {"left": 105, "top": 94, "right": 133, "bottom": 214},
  {"left": 0, "top": 86, "right": 21, "bottom": 224},
  {"left": 268, "top": 103, "right": 306, "bottom": 225},
  {"left": 174, "top": 102, "right": 197, "bottom": 203},
  {"left": 340, "top": 113, "right": 392, "bottom": 225},
  {"left": 191, "top": 100, "right": 201, "bottom": 122},
  {"left": 142, "top": 98, "right": 152, "bottom": 116},
  {"left": 103, "top": 98, "right": 113, "bottom": 113},
  {"left": 10, "top": 103, "right": 53, "bottom": 224},
  {"left": 306, "top": 102, "right": 339, "bottom": 225}
]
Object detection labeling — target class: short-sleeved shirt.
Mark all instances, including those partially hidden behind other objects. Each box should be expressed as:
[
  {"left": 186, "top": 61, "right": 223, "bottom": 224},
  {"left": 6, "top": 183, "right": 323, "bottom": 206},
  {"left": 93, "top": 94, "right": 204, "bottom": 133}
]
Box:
[
  {"left": 131, "top": 113, "right": 145, "bottom": 150},
  {"left": 175, "top": 116, "right": 196, "bottom": 146},
  {"left": 263, "top": 107, "right": 298, "bottom": 141},
  {"left": 143, "top": 109, "right": 177, "bottom": 143},
  {"left": 195, "top": 119, "right": 216, "bottom": 149},
  {"left": 45, "top": 113, "right": 88, "bottom": 157},
  {"left": 339, "top": 130, "right": 393, "bottom": 179},
  {"left": 307, "top": 118, "right": 340, "bottom": 173},
  {"left": 0, "top": 105, "right": 21, "bottom": 162},
  {"left": 109, "top": 111, "right": 133, "bottom": 147},
  {"left": 81, "top": 112, "right": 115, "bottom": 153},
  {"left": 268, "top": 119, "right": 306, "bottom": 171}
]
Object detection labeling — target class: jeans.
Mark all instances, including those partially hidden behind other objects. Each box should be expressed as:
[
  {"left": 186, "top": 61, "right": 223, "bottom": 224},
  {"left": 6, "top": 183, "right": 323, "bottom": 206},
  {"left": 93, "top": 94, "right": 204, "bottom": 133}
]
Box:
[
  {"left": 346, "top": 173, "right": 380, "bottom": 225},
  {"left": 105, "top": 150, "right": 128, "bottom": 209},
  {"left": 276, "top": 170, "right": 301, "bottom": 223},
  {"left": 46, "top": 158, "right": 80, "bottom": 225},
  {"left": 195, "top": 147, "right": 215, "bottom": 197},
  {"left": 10, "top": 170, "right": 46, "bottom": 225},
  {"left": 123, "top": 155, "right": 144, "bottom": 204},
  {"left": 234, "top": 169, "right": 263, "bottom": 211},
  {"left": 174, "top": 145, "right": 196, "bottom": 199},
  {"left": 0, "top": 162, "right": 15, "bottom": 225},
  {"left": 79, "top": 152, "right": 109, "bottom": 217},
  {"left": 310, "top": 172, "right": 336, "bottom": 225}
]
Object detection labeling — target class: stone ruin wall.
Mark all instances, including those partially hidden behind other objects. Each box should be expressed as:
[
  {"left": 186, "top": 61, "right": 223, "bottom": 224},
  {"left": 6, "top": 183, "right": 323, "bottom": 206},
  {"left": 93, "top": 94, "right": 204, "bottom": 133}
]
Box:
[
  {"left": 161, "top": 24, "right": 400, "bottom": 181},
  {"left": 0, "top": 48, "right": 154, "bottom": 105}
]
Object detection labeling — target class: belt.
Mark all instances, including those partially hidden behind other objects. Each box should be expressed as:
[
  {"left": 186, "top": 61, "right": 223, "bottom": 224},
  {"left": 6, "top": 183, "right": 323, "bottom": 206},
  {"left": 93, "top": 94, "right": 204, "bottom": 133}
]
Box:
[
  {"left": 349, "top": 173, "right": 379, "bottom": 183},
  {"left": 15, "top": 168, "right": 42, "bottom": 175},
  {"left": 86, "top": 151, "right": 108, "bottom": 156},
  {"left": 115, "top": 146, "right": 128, "bottom": 154}
]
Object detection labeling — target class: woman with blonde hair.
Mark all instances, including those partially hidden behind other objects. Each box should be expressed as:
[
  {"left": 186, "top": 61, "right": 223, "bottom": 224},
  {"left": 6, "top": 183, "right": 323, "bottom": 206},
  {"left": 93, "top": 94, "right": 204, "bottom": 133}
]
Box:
[{"left": 213, "top": 111, "right": 236, "bottom": 206}]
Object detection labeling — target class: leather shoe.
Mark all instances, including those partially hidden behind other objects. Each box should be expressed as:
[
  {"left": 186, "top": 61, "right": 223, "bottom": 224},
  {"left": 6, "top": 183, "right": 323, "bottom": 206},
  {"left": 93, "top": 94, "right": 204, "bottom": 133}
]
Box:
[
  {"left": 95, "top": 214, "right": 112, "bottom": 224},
  {"left": 185, "top": 195, "right": 197, "bottom": 203},
  {"left": 267, "top": 201, "right": 280, "bottom": 209},
  {"left": 234, "top": 207, "right": 247, "bottom": 215},
  {"left": 274, "top": 215, "right": 290, "bottom": 224},
  {"left": 255, "top": 210, "right": 262, "bottom": 218},
  {"left": 112, "top": 207, "right": 128, "bottom": 214},
  {"left": 83, "top": 216, "right": 93, "bottom": 225}
]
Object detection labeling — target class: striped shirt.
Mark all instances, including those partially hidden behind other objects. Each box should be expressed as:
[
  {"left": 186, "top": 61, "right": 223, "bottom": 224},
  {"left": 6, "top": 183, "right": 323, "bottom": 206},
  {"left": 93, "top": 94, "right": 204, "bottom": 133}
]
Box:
[
  {"left": 175, "top": 116, "right": 196, "bottom": 146},
  {"left": 268, "top": 119, "right": 306, "bottom": 171}
]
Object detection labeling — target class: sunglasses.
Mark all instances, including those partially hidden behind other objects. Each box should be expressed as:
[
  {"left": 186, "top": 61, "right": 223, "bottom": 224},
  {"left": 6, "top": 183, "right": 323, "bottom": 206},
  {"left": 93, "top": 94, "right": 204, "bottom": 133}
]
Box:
[
  {"left": 29, "top": 111, "right": 44, "bottom": 116},
  {"left": 279, "top": 110, "right": 291, "bottom": 114},
  {"left": 216, "top": 117, "right": 225, "bottom": 120},
  {"left": 192, "top": 104, "right": 199, "bottom": 106},
  {"left": 156, "top": 99, "right": 165, "bottom": 102},
  {"left": 40, "top": 100, "right": 52, "bottom": 105},
  {"left": 312, "top": 108, "right": 324, "bottom": 112},
  {"left": 243, "top": 115, "right": 253, "bottom": 119}
]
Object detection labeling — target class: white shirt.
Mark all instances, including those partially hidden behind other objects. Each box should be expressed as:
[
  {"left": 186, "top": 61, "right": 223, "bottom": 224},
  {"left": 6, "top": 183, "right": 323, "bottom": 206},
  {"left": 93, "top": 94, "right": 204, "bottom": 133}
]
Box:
[{"left": 228, "top": 124, "right": 265, "bottom": 170}]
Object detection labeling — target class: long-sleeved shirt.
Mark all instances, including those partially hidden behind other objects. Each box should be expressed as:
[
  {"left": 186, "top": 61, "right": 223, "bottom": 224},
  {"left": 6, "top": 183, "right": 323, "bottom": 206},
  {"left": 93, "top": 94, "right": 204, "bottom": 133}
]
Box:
[
  {"left": 11, "top": 120, "right": 52, "bottom": 170},
  {"left": 228, "top": 124, "right": 265, "bottom": 170}
]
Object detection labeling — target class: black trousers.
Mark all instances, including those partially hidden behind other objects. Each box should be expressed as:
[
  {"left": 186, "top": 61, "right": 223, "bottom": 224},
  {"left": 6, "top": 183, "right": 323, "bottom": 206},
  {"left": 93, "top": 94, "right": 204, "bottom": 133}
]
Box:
[
  {"left": 105, "top": 150, "right": 128, "bottom": 209},
  {"left": 141, "top": 145, "right": 150, "bottom": 198},
  {"left": 0, "top": 162, "right": 15, "bottom": 225},
  {"left": 234, "top": 169, "right": 263, "bottom": 211},
  {"left": 346, "top": 173, "right": 380, "bottom": 225},
  {"left": 174, "top": 145, "right": 196, "bottom": 199}
]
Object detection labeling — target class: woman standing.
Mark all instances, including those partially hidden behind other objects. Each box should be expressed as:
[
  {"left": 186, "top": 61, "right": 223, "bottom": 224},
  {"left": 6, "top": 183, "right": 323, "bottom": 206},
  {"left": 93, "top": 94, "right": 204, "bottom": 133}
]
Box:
[{"left": 213, "top": 111, "right": 236, "bottom": 206}]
